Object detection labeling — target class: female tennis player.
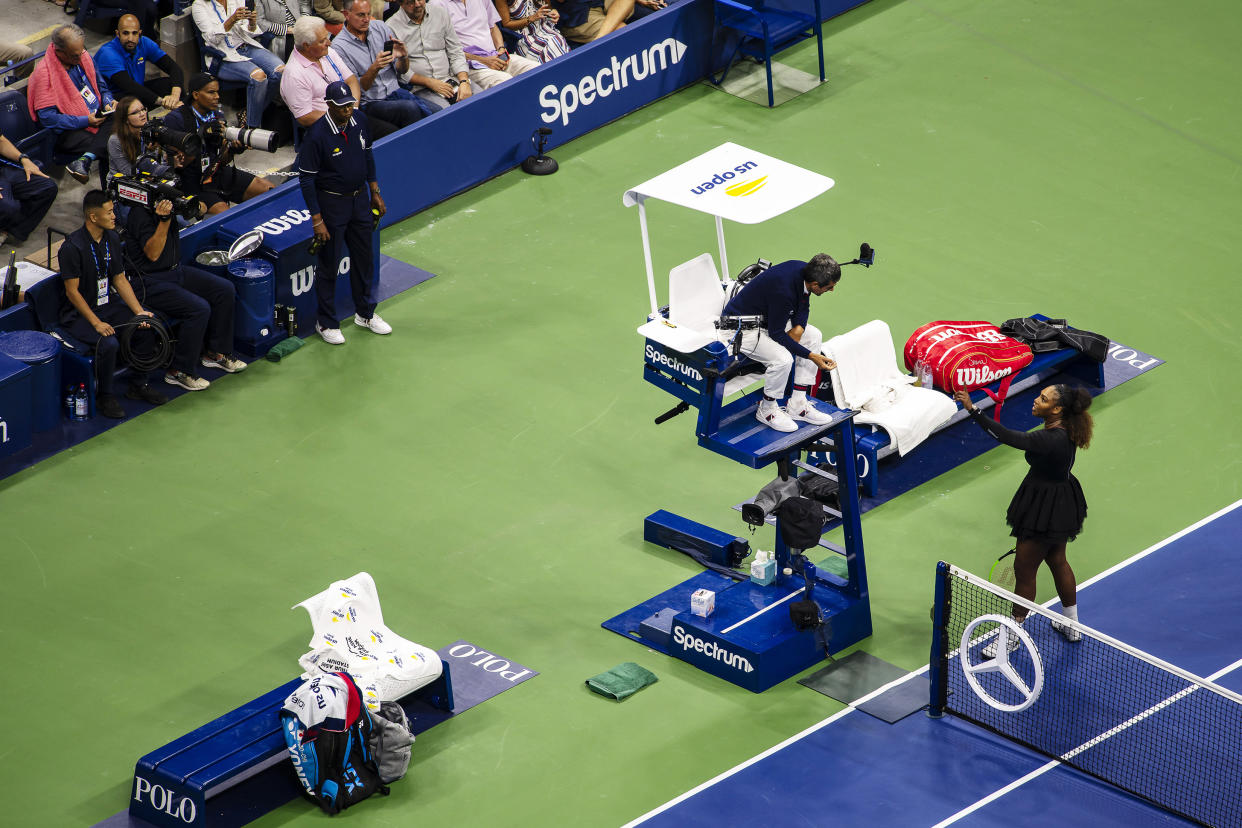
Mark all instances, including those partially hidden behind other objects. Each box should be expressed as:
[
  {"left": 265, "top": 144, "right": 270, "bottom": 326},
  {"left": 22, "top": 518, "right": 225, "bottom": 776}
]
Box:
[{"left": 954, "top": 384, "right": 1093, "bottom": 643}]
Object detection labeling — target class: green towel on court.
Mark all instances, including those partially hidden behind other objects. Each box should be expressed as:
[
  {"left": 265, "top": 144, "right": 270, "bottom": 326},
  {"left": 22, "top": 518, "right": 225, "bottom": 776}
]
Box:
[
  {"left": 586, "top": 662, "right": 658, "bottom": 700},
  {"left": 265, "top": 336, "right": 305, "bottom": 362}
]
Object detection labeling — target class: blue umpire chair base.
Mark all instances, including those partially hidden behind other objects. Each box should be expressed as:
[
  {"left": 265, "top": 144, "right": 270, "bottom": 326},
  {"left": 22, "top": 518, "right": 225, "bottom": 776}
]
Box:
[{"left": 130, "top": 665, "right": 454, "bottom": 828}]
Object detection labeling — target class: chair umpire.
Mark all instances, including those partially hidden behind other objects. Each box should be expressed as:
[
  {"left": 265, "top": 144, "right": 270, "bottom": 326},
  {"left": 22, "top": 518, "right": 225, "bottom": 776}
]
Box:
[{"left": 295, "top": 79, "right": 392, "bottom": 344}]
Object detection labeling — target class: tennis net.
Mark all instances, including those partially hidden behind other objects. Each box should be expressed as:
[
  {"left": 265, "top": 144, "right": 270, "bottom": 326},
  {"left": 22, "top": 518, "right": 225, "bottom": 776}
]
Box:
[{"left": 928, "top": 561, "right": 1242, "bottom": 828}]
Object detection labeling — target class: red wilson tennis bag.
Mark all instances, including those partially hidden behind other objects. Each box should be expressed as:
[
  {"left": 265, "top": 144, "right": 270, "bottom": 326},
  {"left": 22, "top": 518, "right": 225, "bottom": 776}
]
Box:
[{"left": 904, "top": 321, "right": 1033, "bottom": 418}]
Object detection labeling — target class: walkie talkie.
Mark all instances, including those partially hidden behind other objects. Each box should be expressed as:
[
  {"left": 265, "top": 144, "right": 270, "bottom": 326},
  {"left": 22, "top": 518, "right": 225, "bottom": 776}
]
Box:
[{"left": 0, "top": 249, "right": 19, "bottom": 310}]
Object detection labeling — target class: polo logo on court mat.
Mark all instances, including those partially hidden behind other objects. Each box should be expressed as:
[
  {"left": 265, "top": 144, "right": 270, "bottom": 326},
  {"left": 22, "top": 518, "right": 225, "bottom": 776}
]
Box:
[{"left": 960, "top": 614, "right": 1043, "bottom": 713}]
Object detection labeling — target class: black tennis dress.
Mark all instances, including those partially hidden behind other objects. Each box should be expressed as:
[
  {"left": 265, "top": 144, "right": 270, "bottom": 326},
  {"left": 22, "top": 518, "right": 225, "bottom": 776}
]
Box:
[{"left": 967, "top": 409, "right": 1087, "bottom": 543}]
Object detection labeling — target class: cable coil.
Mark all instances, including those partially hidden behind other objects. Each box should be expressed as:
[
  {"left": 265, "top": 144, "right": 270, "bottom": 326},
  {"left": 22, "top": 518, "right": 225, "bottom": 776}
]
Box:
[{"left": 115, "top": 314, "right": 175, "bottom": 372}]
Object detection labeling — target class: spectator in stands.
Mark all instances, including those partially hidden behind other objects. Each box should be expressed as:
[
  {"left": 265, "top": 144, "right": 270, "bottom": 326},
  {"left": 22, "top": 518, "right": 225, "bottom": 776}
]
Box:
[
  {"left": 162, "top": 73, "right": 275, "bottom": 214},
  {"left": 332, "top": 0, "right": 427, "bottom": 138},
  {"left": 0, "top": 40, "right": 35, "bottom": 80},
  {"left": 27, "top": 24, "right": 116, "bottom": 184},
  {"left": 93, "top": 15, "right": 185, "bottom": 114},
  {"left": 191, "top": 0, "right": 286, "bottom": 127},
  {"left": 280, "top": 17, "right": 362, "bottom": 129},
  {"left": 432, "top": 0, "right": 539, "bottom": 87},
  {"left": 552, "top": 0, "right": 634, "bottom": 44},
  {"left": 493, "top": 0, "right": 569, "bottom": 63},
  {"left": 388, "top": 0, "right": 472, "bottom": 112},
  {"left": 58, "top": 190, "right": 168, "bottom": 419},
  {"left": 256, "top": 0, "right": 313, "bottom": 60},
  {"left": 314, "top": 0, "right": 347, "bottom": 34},
  {"left": 125, "top": 185, "right": 247, "bottom": 391},
  {"left": 0, "top": 133, "right": 58, "bottom": 247}
]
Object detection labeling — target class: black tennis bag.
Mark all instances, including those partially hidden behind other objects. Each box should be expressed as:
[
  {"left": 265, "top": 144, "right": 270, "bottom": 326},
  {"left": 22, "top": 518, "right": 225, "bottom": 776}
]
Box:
[{"left": 281, "top": 676, "right": 390, "bottom": 815}]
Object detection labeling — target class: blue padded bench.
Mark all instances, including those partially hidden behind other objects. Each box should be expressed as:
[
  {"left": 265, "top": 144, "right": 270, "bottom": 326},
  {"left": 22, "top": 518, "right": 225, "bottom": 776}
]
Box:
[
  {"left": 846, "top": 322, "right": 1105, "bottom": 497},
  {"left": 131, "top": 666, "right": 454, "bottom": 828}
]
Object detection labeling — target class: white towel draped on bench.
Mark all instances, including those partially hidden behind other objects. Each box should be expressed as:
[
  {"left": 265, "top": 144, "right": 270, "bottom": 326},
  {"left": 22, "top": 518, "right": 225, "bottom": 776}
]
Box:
[
  {"left": 293, "top": 572, "right": 443, "bottom": 712},
  {"left": 825, "top": 320, "right": 956, "bottom": 456}
]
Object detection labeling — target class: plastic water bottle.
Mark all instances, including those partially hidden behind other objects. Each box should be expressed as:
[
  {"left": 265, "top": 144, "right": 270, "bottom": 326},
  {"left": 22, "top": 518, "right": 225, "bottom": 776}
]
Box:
[
  {"left": 920, "top": 361, "right": 934, "bottom": 390},
  {"left": 74, "top": 384, "right": 88, "bottom": 420},
  {"left": 65, "top": 385, "right": 78, "bottom": 421}
]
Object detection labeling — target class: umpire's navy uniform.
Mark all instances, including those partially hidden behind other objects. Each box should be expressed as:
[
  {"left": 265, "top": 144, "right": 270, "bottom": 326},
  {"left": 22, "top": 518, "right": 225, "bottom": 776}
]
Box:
[{"left": 295, "top": 84, "right": 379, "bottom": 332}]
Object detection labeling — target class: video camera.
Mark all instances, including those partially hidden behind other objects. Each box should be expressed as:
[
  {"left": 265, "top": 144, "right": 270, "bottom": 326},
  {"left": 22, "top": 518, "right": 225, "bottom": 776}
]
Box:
[
  {"left": 107, "top": 164, "right": 202, "bottom": 221},
  {"left": 201, "top": 118, "right": 279, "bottom": 153}
]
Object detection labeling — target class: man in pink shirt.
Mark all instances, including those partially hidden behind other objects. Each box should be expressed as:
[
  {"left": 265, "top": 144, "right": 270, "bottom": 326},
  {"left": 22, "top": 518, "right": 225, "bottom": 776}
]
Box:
[
  {"left": 431, "top": 0, "right": 538, "bottom": 89},
  {"left": 279, "top": 15, "right": 362, "bottom": 127}
]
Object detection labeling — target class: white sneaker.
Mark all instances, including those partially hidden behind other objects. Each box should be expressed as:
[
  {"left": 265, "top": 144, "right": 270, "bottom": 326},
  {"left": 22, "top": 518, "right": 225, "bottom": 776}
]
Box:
[
  {"left": 165, "top": 370, "right": 210, "bottom": 391},
  {"left": 1051, "top": 617, "right": 1082, "bottom": 642},
  {"left": 787, "top": 395, "right": 833, "bottom": 425},
  {"left": 354, "top": 313, "right": 392, "bottom": 335},
  {"left": 201, "top": 354, "right": 247, "bottom": 373},
  {"left": 755, "top": 399, "right": 797, "bottom": 432},
  {"left": 316, "top": 322, "right": 345, "bottom": 345},
  {"left": 982, "top": 630, "right": 1021, "bottom": 659}
]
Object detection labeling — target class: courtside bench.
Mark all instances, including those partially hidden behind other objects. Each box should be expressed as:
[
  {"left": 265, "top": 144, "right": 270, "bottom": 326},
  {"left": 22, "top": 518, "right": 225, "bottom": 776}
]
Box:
[
  {"left": 130, "top": 667, "right": 454, "bottom": 828},
  {"left": 845, "top": 319, "right": 1105, "bottom": 496}
]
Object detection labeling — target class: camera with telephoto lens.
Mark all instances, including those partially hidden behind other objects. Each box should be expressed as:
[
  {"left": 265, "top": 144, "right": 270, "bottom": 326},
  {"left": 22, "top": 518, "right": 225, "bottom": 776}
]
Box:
[
  {"left": 201, "top": 118, "right": 279, "bottom": 153},
  {"left": 141, "top": 120, "right": 202, "bottom": 158}
]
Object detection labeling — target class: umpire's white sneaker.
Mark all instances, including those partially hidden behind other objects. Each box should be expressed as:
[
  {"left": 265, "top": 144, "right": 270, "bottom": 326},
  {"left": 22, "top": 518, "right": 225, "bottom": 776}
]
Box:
[
  {"left": 756, "top": 399, "right": 797, "bottom": 432},
  {"left": 787, "top": 395, "right": 833, "bottom": 425},
  {"left": 316, "top": 322, "right": 345, "bottom": 345},
  {"left": 354, "top": 313, "right": 392, "bottom": 335}
]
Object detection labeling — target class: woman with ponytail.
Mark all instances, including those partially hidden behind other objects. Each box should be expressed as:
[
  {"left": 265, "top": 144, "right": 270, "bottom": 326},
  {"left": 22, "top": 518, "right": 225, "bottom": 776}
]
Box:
[{"left": 954, "top": 384, "right": 1093, "bottom": 646}]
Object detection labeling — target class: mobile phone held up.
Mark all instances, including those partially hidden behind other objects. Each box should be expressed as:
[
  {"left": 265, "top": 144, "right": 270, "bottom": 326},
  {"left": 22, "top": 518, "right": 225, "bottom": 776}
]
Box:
[{"left": 383, "top": 39, "right": 397, "bottom": 54}]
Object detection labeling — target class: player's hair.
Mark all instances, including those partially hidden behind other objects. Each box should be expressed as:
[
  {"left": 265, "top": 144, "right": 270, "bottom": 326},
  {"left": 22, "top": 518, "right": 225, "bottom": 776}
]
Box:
[{"left": 1055, "top": 384, "right": 1094, "bottom": 449}]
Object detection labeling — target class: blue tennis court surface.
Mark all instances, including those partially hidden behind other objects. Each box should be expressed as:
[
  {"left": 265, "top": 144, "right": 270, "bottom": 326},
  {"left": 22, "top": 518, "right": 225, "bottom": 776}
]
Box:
[{"left": 627, "top": 500, "right": 1242, "bottom": 827}]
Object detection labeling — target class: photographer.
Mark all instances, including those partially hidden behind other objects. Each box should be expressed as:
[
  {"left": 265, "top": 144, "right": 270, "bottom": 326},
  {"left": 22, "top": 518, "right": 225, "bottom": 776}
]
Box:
[
  {"left": 125, "top": 189, "right": 247, "bottom": 391},
  {"left": 162, "top": 73, "right": 275, "bottom": 216},
  {"left": 58, "top": 190, "right": 167, "bottom": 419},
  {"left": 108, "top": 97, "right": 172, "bottom": 178}
]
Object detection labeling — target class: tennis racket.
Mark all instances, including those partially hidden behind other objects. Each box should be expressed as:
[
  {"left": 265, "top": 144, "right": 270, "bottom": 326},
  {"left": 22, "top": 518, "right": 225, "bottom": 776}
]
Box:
[{"left": 989, "top": 548, "right": 1016, "bottom": 589}]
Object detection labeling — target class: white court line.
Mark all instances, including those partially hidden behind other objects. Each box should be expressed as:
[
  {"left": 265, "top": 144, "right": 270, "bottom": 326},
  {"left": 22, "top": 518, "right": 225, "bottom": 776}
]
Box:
[
  {"left": 624, "top": 497, "right": 1242, "bottom": 827},
  {"left": 931, "top": 655, "right": 1242, "bottom": 827},
  {"left": 721, "top": 588, "right": 806, "bottom": 634}
]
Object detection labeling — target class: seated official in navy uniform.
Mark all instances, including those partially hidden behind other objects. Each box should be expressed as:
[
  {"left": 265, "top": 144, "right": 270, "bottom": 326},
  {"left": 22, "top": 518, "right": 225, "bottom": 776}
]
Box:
[
  {"left": 57, "top": 190, "right": 168, "bottom": 419},
  {"left": 719, "top": 254, "right": 841, "bottom": 433}
]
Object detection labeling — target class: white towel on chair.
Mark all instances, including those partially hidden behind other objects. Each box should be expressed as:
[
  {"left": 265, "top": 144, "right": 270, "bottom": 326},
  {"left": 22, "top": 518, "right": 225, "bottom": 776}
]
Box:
[
  {"left": 293, "top": 572, "right": 442, "bottom": 711},
  {"left": 825, "top": 320, "right": 957, "bottom": 456}
]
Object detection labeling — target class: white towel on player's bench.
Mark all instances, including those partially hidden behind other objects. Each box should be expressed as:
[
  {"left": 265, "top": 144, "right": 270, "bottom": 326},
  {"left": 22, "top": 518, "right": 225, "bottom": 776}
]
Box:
[
  {"left": 825, "top": 320, "right": 956, "bottom": 456},
  {"left": 293, "top": 572, "right": 442, "bottom": 712}
]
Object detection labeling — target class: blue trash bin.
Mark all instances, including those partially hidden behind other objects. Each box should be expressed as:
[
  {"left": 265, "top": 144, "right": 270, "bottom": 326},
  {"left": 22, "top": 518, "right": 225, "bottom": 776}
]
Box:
[
  {"left": 0, "top": 330, "right": 62, "bottom": 431},
  {"left": 226, "top": 258, "right": 284, "bottom": 359}
]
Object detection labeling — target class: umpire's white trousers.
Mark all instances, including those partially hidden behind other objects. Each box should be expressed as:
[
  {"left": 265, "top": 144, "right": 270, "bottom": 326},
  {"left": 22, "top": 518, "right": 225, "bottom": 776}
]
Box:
[{"left": 718, "top": 324, "right": 822, "bottom": 400}]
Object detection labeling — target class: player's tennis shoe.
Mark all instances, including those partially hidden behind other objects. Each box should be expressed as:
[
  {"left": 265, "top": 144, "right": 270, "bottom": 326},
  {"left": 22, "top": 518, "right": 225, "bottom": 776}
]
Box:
[
  {"left": 787, "top": 396, "right": 833, "bottom": 425},
  {"left": 982, "top": 628, "right": 1021, "bottom": 658},
  {"left": 1051, "top": 617, "right": 1082, "bottom": 642},
  {"left": 756, "top": 399, "right": 797, "bottom": 432}
]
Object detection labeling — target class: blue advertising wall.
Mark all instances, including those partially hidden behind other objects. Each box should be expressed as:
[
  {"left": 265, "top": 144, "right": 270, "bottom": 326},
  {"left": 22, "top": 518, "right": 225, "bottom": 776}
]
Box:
[{"left": 180, "top": 0, "right": 869, "bottom": 258}]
